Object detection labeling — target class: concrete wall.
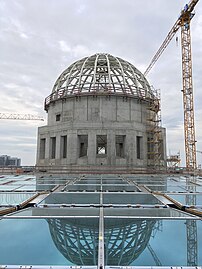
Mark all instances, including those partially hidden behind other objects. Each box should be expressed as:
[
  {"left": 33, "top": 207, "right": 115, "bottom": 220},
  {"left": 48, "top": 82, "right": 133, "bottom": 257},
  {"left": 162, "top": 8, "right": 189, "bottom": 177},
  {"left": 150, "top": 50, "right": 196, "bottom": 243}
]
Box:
[{"left": 36, "top": 95, "right": 165, "bottom": 169}]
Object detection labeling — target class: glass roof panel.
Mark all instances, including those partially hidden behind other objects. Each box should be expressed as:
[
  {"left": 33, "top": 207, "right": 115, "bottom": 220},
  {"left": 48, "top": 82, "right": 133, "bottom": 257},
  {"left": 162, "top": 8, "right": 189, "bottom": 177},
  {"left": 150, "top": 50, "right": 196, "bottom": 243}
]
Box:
[
  {"left": 145, "top": 185, "right": 185, "bottom": 192},
  {"left": 102, "top": 185, "right": 140, "bottom": 192},
  {"left": 9, "top": 181, "right": 35, "bottom": 185},
  {"left": 15, "top": 185, "right": 36, "bottom": 191},
  {"left": 0, "top": 185, "right": 21, "bottom": 191},
  {"left": 40, "top": 193, "right": 100, "bottom": 205},
  {"left": 6, "top": 207, "right": 100, "bottom": 217},
  {"left": 103, "top": 193, "right": 162, "bottom": 205},
  {"left": 104, "top": 218, "right": 202, "bottom": 266},
  {"left": 0, "top": 218, "right": 99, "bottom": 265},
  {"left": 167, "top": 193, "right": 202, "bottom": 205},
  {"left": 77, "top": 179, "right": 102, "bottom": 184},
  {"left": 36, "top": 184, "right": 56, "bottom": 191},
  {"left": 65, "top": 184, "right": 102, "bottom": 191},
  {"left": 0, "top": 192, "right": 37, "bottom": 206},
  {"left": 77, "top": 179, "right": 127, "bottom": 185},
  {"left": 103, "top": 207, "right": 196, "bottom": 218}
]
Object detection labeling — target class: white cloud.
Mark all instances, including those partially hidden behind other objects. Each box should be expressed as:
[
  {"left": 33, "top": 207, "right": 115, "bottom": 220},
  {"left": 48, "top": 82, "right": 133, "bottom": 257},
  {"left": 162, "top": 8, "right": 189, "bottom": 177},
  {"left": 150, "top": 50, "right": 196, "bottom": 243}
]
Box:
[
  {"left": 76, "top": 3, "right": 86, "bottom": 14},
  {"left": 72, "top": 44, "right": 92, "bottom": 58},
  {"left": 58, "top": 40, "right": 94, "bottom": 58},
  {"left": 58, "top": 40, "right": 71, "bottom": 53},
  {"left": 20, "top": 32, "right": 29, "bottom": 39}
]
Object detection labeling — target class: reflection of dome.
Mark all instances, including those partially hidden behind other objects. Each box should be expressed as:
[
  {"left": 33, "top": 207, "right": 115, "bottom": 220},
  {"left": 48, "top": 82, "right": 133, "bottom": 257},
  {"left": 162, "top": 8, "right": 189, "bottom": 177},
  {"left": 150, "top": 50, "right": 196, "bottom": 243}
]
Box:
[
  {"left": 105, "top": 219, "right": 155, "bottom": 265},
  {"left": 48, "top": 218, "right": 98, "bottom": 265},
  {"left": 50, "top": 53, "right": 153, "bottom": 99},
  {"left": 47, "top": 218, "right": 156, "bottom": 266}
]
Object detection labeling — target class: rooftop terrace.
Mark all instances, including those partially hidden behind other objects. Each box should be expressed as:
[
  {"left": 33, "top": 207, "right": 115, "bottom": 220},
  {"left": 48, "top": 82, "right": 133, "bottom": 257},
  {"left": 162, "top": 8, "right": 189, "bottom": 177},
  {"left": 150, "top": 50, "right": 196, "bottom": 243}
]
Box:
[{"left": 0, "top": 174, "right": 202, "bottom": 268}]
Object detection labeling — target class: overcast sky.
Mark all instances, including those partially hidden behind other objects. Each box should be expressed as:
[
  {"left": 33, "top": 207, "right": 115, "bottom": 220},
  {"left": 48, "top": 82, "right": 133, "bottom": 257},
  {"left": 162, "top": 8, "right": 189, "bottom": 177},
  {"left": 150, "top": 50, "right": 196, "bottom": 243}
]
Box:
[{"left": 0, "top": 0, "right": 202, "bottom": 166}]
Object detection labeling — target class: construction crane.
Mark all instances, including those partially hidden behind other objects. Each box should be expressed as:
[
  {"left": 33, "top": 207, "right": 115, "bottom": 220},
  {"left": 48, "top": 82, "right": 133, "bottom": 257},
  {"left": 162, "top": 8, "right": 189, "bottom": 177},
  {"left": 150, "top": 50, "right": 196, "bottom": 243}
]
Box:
[
  {"left": 0, "top": 113, "right": 44, "bottom": 121},
  {"left": 144, "top": 0, "right": 199, "bottom": 171},
  {"left": 144, "top": 1, "right": 199, "bottom": 266}
]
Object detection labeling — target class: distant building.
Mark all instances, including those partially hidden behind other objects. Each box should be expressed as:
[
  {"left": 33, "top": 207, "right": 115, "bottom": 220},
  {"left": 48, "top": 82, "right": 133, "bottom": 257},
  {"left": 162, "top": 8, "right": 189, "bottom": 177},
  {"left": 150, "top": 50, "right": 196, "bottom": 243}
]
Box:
[{"left": 0, "top": 155, "right": 21, "bottom": 167}]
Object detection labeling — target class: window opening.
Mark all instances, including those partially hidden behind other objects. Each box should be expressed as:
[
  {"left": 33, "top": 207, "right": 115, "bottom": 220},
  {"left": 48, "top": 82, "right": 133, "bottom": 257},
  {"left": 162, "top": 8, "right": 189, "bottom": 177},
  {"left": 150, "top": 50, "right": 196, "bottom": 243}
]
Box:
[
  {"left": 50, "top": 137, "right": 56, "bottom": 159},
  {"left": 137, "top": 136, "right": 143, "bottom": 159},
  {"left": 116, "top": 135, "right": 125, "bottom": 158},
  {"left": 97, "top": 135, "right": 107, "bottom": 155},
  {"left": 39, "top": 138, "right": 46, "bottom": 159},
  {"left": 79, "top": 135, "right": 88, "bottom": 157},
  {"left": 56, "top": 114, "right": 61, "bottom": 121},
  {"left": 61, "top": 135, "right": 67, "bottom": 158}
]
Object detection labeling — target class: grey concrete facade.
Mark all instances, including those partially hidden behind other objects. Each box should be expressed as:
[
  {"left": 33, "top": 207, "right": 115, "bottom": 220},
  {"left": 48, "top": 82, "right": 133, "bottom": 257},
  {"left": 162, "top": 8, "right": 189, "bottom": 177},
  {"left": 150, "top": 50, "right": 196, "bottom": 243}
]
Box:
[{"left": 37, "top": 95, "right": 166, "bottom": 170}]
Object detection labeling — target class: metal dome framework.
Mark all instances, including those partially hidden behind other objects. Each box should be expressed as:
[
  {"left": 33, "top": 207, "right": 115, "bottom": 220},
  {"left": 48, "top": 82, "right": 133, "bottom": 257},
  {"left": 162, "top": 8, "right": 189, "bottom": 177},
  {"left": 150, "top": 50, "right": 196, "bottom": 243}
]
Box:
[
  {"left": 45, "top": 53, "right": 155, "bottom": 110},
  {"left": 48, "top": 218, "right": 156, "bottom": 266}
]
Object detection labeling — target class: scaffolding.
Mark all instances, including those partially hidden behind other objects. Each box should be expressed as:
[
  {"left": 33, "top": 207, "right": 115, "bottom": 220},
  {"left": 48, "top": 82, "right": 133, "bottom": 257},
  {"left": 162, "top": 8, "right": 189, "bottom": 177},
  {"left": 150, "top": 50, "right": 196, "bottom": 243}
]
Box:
[
  {"left": 146, "top": 89, "right": 163, "bottom": 169},
  {"left": 167, "top": 153, "right": 181, "bottom": 168}
]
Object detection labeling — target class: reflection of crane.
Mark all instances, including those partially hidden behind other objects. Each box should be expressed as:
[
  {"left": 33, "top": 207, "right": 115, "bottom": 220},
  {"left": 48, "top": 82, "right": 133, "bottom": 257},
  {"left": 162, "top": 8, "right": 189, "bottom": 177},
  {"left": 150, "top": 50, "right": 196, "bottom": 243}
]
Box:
[
  {"left": 144, "top": 0, "right": 199, "bottom": 171},
  {"left": 147, "top": 243, "right": 162, "bottom": 266},
  {"left": 0, "top": 113, "right": 44, "bottom": 121},
  {"left": 186, "top": 176, "right": 198, "bottom": 266}
]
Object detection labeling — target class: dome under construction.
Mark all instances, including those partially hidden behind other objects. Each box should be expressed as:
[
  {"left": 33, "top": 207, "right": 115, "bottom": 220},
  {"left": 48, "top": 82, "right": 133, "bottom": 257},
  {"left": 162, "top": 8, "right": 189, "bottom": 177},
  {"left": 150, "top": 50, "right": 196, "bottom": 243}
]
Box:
[
  {"left": 50, "top": 53, "right": 154, "bottom": 98},
  {"left": 37, "top": 53, "right": 166, "bottom": 172}
]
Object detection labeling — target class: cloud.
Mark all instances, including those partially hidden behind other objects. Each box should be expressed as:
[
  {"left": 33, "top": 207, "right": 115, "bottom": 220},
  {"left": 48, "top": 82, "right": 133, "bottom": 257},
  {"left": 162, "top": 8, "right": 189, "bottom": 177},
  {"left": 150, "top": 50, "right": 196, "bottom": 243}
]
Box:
[
  {"left": 58, "top": 40, "right": 93, "bottom": 58},
  {"left": 58, "top": 41, "right": 71, "bottom": 53}
]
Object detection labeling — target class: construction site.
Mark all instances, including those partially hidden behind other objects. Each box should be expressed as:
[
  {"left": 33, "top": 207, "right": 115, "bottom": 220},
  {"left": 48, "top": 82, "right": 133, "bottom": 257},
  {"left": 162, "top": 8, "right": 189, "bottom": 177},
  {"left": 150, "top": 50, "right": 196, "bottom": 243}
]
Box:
[{"left": 0, "top": 0, "right": 202, "bottom": 268}]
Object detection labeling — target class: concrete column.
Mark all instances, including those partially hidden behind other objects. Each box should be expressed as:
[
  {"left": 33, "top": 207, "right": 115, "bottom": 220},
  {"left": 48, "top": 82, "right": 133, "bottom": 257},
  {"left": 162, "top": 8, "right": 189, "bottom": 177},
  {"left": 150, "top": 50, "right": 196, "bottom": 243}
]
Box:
[
  {"left": 88, "top": 132, "right": 96, "bottom": 165},
  {"left": 45, "top": 135, "right": 50, "bottom": 160},
  {"left": 56, "top": 133, "right": 60, "bottom": 160},
  {"left": 107, "top": 131, "right": 116, "bottom": 166},
  {"left": 36, "top": 133, "right": 40, "bottom": 163},
  {"left": 136, "top": 131, "right": 145, "bottom": 167},
  {"left": 67, "top": 131, "right": 78, "bottom": 164},
  {"left": 126, "top": 131, "right": 135, "bottom": 167},
  {"left": 142, "top": 133, "right": 147, "bottom": 165}
]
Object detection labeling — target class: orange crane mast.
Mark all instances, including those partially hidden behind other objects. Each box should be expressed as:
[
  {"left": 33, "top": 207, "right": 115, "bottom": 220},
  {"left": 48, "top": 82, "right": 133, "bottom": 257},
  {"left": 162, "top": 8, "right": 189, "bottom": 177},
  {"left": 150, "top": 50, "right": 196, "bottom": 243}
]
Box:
[{"left": 144, "top": 0, "right": 199, "bottom": 171}]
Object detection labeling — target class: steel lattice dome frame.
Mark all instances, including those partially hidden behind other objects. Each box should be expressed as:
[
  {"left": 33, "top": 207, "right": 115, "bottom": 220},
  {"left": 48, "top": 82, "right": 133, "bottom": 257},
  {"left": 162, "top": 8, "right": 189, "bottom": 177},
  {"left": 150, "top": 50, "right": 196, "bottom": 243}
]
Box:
[{"left": 45, "top": 53, "right": 155, "bottom": 111}]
